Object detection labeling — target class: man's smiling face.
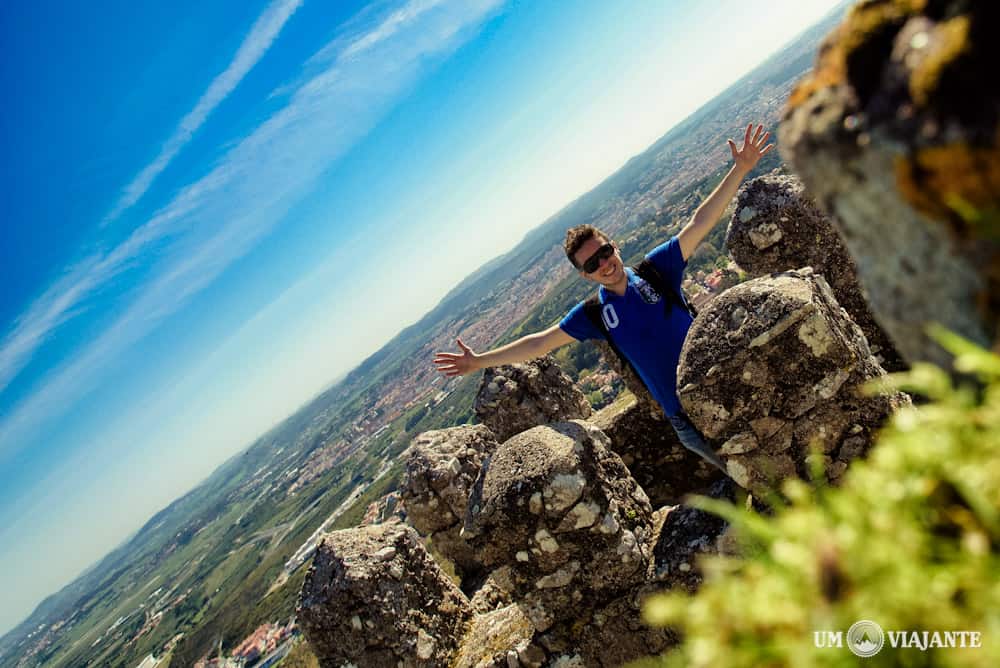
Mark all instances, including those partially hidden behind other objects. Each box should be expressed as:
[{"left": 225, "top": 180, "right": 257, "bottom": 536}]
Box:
[{"left": 573, "top": 235, "right": 625, "bottom": 287}]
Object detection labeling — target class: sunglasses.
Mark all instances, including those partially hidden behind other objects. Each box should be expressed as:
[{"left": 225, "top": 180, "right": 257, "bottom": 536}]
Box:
[{"left": 580, "top": 243, "right": 615, "bottom": 273}]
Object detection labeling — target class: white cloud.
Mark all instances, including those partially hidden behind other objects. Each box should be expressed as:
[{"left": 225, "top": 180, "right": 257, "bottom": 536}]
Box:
[
  {"left": 103, "top": 0, "right": 304, "bottom": 224},
  {"left": 0, "top": 0, "right": 505, "bottom": 462},
  {"left": 340, "top": 0, "right": 446, "bottom": 59},
  {"left": 0, "top": 0, "right": 302, "bottom": 398}
]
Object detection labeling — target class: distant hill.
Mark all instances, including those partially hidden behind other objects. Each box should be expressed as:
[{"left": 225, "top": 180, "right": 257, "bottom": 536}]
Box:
[{"left": 0, "top": 5, "right": 850, "bottom": 666}]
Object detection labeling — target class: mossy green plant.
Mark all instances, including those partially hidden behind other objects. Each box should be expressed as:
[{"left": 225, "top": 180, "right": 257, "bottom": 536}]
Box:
[{"left": 637, "top": 327, "right": 1000, "bottom": 667}]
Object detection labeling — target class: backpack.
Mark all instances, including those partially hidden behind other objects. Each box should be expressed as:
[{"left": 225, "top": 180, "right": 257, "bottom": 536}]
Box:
[{"left": 581, "top": 258, "right": 697, "bottom": 377}]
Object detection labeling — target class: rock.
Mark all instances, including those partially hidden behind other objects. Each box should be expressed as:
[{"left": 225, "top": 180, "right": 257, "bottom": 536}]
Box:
[
  {"left": 535, "top": 586, "right": 678, "bottom": 667},
  {"left": 401, "top": 425, "right": 501, "bottom": 584},
  {"left": 779, "top": 0, "right": 1000, "bottom": 367},
  {"left": 677, "top": 269, "right": 909, "bottom": 493},
  {"left": 297, "top": 522, "right": 473, "bottom": 668},
  {"left": 517, "top": 643, "right": 547, "bottom": 668},
  {"left": 475, "top": 356, "right": 593, "bottom": 442},
  {"left": 402, "top": 426, "right": 499, "bottom": 534},
  {"left": 463, "top": 421, "right": 653, "bottom": 631},
  {"left": 468, "top": 566, "right": 517, "bottom": 615},
  {"left": 591, "top": 394, "right": 722, "bottom": 507},
  {"left": 726, "top": 171, "right": 905, "bottom": 371},
  {"left": 452, "top": 603, "right": 535, "bottom": 668},
  {"left": 650, "top": 479, "right": 736, "bottom": 592}
]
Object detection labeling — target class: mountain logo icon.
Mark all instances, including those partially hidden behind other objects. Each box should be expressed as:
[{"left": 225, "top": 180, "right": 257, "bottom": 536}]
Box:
[{"left": 847, "top": 620, "right": 885, "bottom": 657}]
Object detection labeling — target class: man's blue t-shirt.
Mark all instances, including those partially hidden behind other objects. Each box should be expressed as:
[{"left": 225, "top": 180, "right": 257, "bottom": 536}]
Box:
[{"left": 559, "top": 237, "right": 691, "bottom": 417}]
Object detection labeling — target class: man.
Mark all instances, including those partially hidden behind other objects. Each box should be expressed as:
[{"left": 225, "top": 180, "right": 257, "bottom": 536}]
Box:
[{"left": 434, "top": 124, "right": 773, "bottom": 471}]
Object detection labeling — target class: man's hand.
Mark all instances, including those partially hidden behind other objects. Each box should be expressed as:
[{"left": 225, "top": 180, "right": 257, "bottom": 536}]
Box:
[
  {"left": 432, "top": 326, "right": 575, "bottom": 376},
  {"left": 678, "top": 122, "right": 774, "bottom": 260},
  {"left": 434, "top": 338, "right": 479, "bottom": 377},
  {"left": 728, "top": 123, "right": 773, "bottom": 174}
]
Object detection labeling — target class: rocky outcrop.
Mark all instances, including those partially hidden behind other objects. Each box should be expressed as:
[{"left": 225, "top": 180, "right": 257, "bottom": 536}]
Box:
[
  {"left": 677, "top": 268, "right": 909, "bottom": 493},
  {"left": 400, "top": 425, "right": 500, "bottom": 584},
  {"left": 297, "top": 522, "right": 473, "bottom": 667},
  {"left": 475, "top": 357, "right": 593, "bottom": 442},
  {"left": 650, "top": 479, "right": 736, "bottom": 592},
  {"left": 779, "top": 0, "right": 1000, "bottom": 367},
  {"left": 462, "top": 421, "right": 653, "bottom": 634},
  {"left": 726, "top": 171, "right": 905, "bottom": 371},
  {"left": 301, "top": 272, "right": 915, "bottom": 667},
  {"left": 454, "top": 418, "right": 689, "bottom": 667},
  {"left": 532, "top": 586, "right": 677, "bottom": 667},
  {"left": 452, "top": 604, "right": 538, "bottom": 668},
  {"left": 302, "top": 265, "right": 913, "bottom": 663},
  {"left": 295, "top": 412, "right": 687, "bottom": 668},
  {"left": 591, "top": 396, "right": 721, "bottom": 507},
  {"left": 301, "top": 268, "right": 916, "bottom": 666}
]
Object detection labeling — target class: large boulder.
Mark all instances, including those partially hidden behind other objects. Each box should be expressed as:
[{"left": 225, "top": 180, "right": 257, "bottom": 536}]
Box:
[
  {"left": 400, "top": 425, "right": 500, "bottom": 583},
  {"left": 677, "top": 268, "right": 908, "bottom": 493},
  {"left": 463, "top": 421, "right": 653, "bottom": 632},
  {"left": 528, "top": 480, "right": 738, "bottom": 665},
  {"left": 726, "top": 171, "right": 905, "bottom": 371},
  {"left": 780, "top": 0, "right": 1000, "bottom": 367},
  {"left": 297, "top": 522, "right": 473, "bottom": 667},
  {"left": 591, "top": 395, "right": 722, "bottom": 507},
  {"left": 474, "top": 357, "right": 592, "bottom": 442},
  {"left": 531, "top": 499, "right": 688, "bottom": 666}
]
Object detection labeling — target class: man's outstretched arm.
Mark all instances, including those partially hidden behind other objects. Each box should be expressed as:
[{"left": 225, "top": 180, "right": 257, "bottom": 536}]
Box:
[
  {"left": 677, "top": 123, "right": 773, "bottom": 261},
  {"left": 433, "top": 324, "right": 576, "bottom": 376}
]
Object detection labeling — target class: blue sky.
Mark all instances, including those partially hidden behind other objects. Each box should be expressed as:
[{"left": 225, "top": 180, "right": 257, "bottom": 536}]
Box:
[{"left": 0, "top": 0, "right": 841, "bottom": 636}]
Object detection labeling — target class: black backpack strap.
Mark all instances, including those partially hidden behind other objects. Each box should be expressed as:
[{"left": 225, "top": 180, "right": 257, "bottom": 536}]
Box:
[
  {"left": 634, "top": 258, "right": 697, "bottom": 318},
  {"left": 582, "top": 295, "right": 637, "bottom": 377},
  {"left": 582, "top": 295, "right": 604, "bottom": 332}
]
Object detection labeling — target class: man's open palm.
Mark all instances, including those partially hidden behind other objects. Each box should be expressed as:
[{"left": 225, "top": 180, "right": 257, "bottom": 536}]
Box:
[
  {"left": 728, "top": 123, "right": 773, "bottom": 172},
  {"left": 434, "top": 338, "right": 477, "bottom": 377}
]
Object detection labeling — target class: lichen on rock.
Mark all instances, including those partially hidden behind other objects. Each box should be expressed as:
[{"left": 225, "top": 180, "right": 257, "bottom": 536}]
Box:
[
  {"left": 400, "top": 424, "right": 500, "bottom": 586},
  {"left": 463, "top": 420, "right": 653, "bottom": 632},
  {"left": 726, "top": 171, "right": 905, "bottom": 370},
  {"left": 296, "top": 522, "right": 473, "bottom": 667},
  {"left": 474, "top": 356, "right": 593, "bottom": 442},
  {"left": 678, "top": 268, "right": 909, "bottom": 493},
  {"left": 780, "top": 0, "right": 1000, "bottom": 367}
]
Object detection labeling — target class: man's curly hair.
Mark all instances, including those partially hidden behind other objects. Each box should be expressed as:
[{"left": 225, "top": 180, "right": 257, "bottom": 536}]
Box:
[{"left": 564, "top": 224, "right": 611, "bottom": 268}]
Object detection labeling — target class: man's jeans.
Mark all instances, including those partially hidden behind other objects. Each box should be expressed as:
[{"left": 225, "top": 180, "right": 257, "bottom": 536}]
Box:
[{"left": 668, "top": 411, "right": 728, "bottom": 473}]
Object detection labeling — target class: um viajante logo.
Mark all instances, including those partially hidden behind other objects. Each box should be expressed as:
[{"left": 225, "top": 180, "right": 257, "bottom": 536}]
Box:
[
  {"left": 814, "top": 620, "right": 983, "bottom": 657},
  {"left": 846, "top": 620, "right": 885, "bottom": 657}
]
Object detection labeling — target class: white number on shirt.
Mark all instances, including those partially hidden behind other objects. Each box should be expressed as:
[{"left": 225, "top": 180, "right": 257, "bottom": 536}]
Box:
[{"left": 602, "top": 304, "right": 619, "bottom": 329}]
